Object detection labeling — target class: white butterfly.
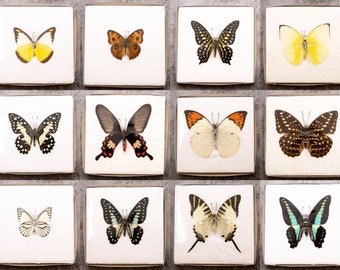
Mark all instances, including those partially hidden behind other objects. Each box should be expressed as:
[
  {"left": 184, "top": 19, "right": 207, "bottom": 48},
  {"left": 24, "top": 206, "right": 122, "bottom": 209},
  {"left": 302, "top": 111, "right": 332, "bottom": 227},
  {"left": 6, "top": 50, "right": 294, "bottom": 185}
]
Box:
[{"left": 17, "top": 207, "right": 52, "bottom": 237}]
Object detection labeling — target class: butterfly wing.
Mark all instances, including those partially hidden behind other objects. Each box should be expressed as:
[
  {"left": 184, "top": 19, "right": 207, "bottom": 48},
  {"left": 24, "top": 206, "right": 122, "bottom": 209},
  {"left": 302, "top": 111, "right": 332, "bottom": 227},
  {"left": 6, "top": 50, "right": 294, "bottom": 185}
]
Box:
[
  {"left": 188, "top": 194, "right": 213, "bottom": 252},
  {"left": 279, "top": 197, "right": 305, "bottom": 248},
  {"left": 34, "top": 207, "right": 52, "bottom": 237},
  {"left": 184, "top": 110, "right": 215, "bottom": 158},
  {"left": 216, "top": 195, "right": 241, "bottom": 252},
  {"left": 125, "top": 104, "right": 153, "bottom": 160},
  {"left": 13, "top": 27, "right": 34, "bottom": 63},
  {"left": 17, "top": 208, "right": 35, "bottom": 237},
  {"left": 95, "top": 104, "right": 123, "bottom": 160},
  {"left": 35, "top": 112, "right": 61, "bottom": 154},
  {"left": 191, "top": 21, "right": 214, "bottom": 64},
  {"left": 126, "top": 197, "right": 149, "bottom": 244},
  {"left": 217, "top": 20, "right": 239, "bottom": 64},
  {"left": 100, "top": 198, "right": 123, "bottom": 244},
  {"left": 279, "top": 25, "right": 305, "bottom": 65},
  {"left": 305, "top": 111, "right": 338, "bottom": 157},
  {"left": 126, "top": 29, "right": 144, "bottom": 60},
  {"left": 306, "top": 23, "right": 330, "bottom": 65},
  {"left": 307, "top": 195, "right": 331, "bottom": 248},
  {"left": 8, "top": 113, "right": 34, "bottom": 154},
  {"left": 216, "top": 111, "right": 247, "bottom": 157},
  {"left": 34, "top": 27, "right": 56, "bottom": 63},
  {"left": 275, "top": 110, "right": 305, "bottom": 157}
]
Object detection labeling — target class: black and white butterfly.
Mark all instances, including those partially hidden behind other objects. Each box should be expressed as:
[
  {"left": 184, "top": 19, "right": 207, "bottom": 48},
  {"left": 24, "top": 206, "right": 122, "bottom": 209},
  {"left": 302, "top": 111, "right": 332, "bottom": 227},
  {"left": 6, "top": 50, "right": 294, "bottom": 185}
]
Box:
[
  {"left": 95, "top": 104, "right": 153, "bottom": 160},
  {"left": 100, "top": 197, "right": 149, "bottom": 245},
  {"left": 191, "top": 20, "right": 239, "bottom": 64},
  {"left": 17, "top": 207, "right": 52, "bottom": 237},
  {"left": 8, "top": 112, "right": 61, "bottom": 154}
]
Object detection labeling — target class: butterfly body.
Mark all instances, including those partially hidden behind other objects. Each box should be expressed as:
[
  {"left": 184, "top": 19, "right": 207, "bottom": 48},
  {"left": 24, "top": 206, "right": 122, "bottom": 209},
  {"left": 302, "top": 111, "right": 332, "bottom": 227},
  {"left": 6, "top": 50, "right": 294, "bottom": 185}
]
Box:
[
  {"left": 279, "top": 23, "right": 330, "bottom": 65},
  {"left": 8, "top": 112, "right": 61, "bottom": 154},
  {"left": 95, "top": 104, "right": 153, "bottom": 161},
  {"left": 107, "top": 29, "right": 144, "bottom": 60},
  {"left": 275, "top": 110, "right": 338, "bottom": 157},
  {"left": 17, "top": 207, "right": 52, "bottom": 237},
  {"left": 191, "top": 20, "right": 239, "bottom": 64},
  {"left": 279, "top": 196, "right": 331, "bottom": 248},
  {"left": 100, "top": 197, "right": 149, "bottom": 245},
  {"left": 184, "top": 110, "right": 247, "bottom": 158},
  {"left": 188, "top": 194, "right": 241, "bottom": 253},
  {"left": 13, "top": 27, "right": 56, "bottom": 63}
]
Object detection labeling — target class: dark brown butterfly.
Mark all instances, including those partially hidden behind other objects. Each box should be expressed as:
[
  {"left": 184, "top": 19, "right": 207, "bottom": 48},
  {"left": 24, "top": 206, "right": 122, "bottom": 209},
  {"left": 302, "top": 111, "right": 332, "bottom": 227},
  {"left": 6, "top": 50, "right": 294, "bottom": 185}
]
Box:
[
  {"left": 275, "top": 110, "right": 338, "bottom": 157},
  {"left": 95, "top": 104, "right": 153, "bottom": 160}
]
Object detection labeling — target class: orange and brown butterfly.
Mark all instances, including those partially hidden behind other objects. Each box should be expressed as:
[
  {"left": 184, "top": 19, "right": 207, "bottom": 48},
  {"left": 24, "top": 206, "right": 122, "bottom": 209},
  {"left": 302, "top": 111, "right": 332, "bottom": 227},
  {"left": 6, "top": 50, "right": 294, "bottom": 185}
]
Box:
[{"left": 107, "top": 29, "right": 144, "bottom": 60}]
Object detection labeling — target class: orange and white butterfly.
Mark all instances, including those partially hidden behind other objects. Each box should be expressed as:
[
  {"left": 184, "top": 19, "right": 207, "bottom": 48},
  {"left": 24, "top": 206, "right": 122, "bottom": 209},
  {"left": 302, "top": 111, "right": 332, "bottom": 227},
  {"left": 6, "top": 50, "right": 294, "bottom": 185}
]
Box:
[
  {"left": 17, "top": 207, "right": 52, "bottom": 237},
  {"left": 13, "top": 27, "right": 56, "bottom": 63},
  {"left": 107, "top": 29, "right": 144, "bottom": 60},
  {"left": 184, "top": 110, "right": 247, "bottom": 158}
]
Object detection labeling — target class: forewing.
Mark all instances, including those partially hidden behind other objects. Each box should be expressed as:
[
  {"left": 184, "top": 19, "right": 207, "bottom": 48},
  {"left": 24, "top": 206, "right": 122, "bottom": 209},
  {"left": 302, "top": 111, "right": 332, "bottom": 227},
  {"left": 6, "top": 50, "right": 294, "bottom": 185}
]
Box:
[
  {"left": 308, "top": 111, "right": 338, "bottom": 135},
  {"left": 35, "top": 207, "right": 52, "bottom": 237},
  {"left": 13, "top": 27, "right": 34, "bottom": 63},
  {"left": 306, "top": 23, "right": 330, "bottom": 65},
  {"left": 96, "top": 104, "right": 122, "bottom": 134},
  {"left": 308, "top": 195, "right": 331, "bottom": 248},
  {"left": 100, "top": 198, "right": 123, "bottom": 244},
  {"left": 17, "top": 208, "right": 35, "bottom": 237},
  {"left": 8, "top": 113, "right": 33, "bottom": 154},
  {"left": 191, "top": 21, "right": 213, "bottom": 64},
  {"left": 36, "top": 112, "right": 61, "bottom": 154},
  {"left": 279, "top": 197, "right": 304, "bottom": 248},
  {"left": 126, "top": 104, "right": 152, "bottom": 134},
  {"left": 35, "top": 27, "right": 56, "bottom": 63},
  {"left": 279, "top": 25, "right": 305, "bottom": 65},
  {"left": 184, "top": 110, "right": 214, "bottom": 158},
  {"left": 217, "top": 20, "right": 239, "bottom": 64},
  {"left": 127, "top": 197, "right": 149, "bottom": 244}
]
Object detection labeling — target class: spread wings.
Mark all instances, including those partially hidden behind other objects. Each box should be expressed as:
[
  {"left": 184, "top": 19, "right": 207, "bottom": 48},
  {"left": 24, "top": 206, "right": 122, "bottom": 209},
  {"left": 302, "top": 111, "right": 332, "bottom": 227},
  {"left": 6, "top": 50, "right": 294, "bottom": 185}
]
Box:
[{"left": 17, "top": 207, "right": 52, "bottom": 237}]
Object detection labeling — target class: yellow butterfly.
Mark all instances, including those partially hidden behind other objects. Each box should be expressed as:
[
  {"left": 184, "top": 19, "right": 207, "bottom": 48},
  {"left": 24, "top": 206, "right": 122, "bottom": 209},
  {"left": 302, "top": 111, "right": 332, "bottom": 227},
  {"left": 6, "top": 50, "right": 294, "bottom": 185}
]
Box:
[
  {"left": 13, "top": 27, "right": 56, "bottom": 63},
  {"left": 279, "top": 23, "right": 330, "bottom": 65}
]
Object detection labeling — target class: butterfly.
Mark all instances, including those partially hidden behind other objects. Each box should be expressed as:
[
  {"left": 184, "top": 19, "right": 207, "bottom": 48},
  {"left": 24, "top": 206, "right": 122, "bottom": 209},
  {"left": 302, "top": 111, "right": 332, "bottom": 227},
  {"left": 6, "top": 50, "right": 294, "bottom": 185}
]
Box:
[
  {"left": 100, "top": 197, "right": 149, "bottom": 245},
  {"left": 275, "top": 110, "right": 338, "bottom": 158},
  {"left": 17, "top": 207, "right": 52, "bottom": 237},
  {"left": 188, "top": 194, "right": 241, "bottom": 252},
  {"left": 13, "top": 27, "right": 56, "bottom": 63},
  {"left": 279, "top": 196, "right": 331, "bottom": 248},
  {"left": 279, "top": 23, "right": 330, "bottom": 65},
  {"left": 184, "top": 110, "right": 247, "bottom": 158},
  {"left": 8, "top": 112, "right": 61, "bottom": 154},
  {"left": 107, "top": 29, "right": 144, "bottom": 60},
  {"left": 95, "top": 104, "right": 153, "bottom": 160},
  {"left": 191, "top": 20, "right": 239, "bottom": 64}
]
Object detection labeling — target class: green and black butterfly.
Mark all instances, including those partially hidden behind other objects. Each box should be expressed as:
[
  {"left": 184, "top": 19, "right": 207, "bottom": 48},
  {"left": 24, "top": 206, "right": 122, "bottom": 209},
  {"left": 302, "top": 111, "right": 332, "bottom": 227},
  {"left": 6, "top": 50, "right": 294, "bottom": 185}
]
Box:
[
  {"left": 279, "top": 196, "right": 331, "bottom": 248},
  {"left": 188, "top": 194, "right": 241, "bottom": 253},
  {"left": 191, "top": 20, "right": 239, "bottom": 65},
  {"left": 95, "top": 104, "right": 153, "bottom": 161},
  {"left": 100, "top": 197, "right": 149, "bottom": 245},
  {"left": 8, "top": 112, "right": 61, "bottom": 154}
]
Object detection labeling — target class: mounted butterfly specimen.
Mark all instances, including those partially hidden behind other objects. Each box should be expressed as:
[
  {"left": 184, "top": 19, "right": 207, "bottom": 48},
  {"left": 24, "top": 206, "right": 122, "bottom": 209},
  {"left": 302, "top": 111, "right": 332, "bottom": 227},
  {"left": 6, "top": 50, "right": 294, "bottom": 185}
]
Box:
[
  {"left": 107, "top": 29, "right": 144, "bottom": 60},
  {"left": 279, "top": 196, "right": 331, "bottom": 248},
  {"left": 279, "top": 23, "right": 330, "bottom": 65},
  {"left": 188, "top": 194, "right": 241, "bottom": 253},
  {"left": 8, "top": 112, "right": 61, "bottom": 154},
  {"left": 275, "top": 110, "right": 338, "bottom": 158},
  {"left": 184, "top": 110, "right": 247, "bottom": 158},
  {"left": 17, "top": 207, "right": 52, "bottom": 237},
  {"left": 95, "top": 104, "right": 153, "bottom": 161},
  {"left": 100, "top": 197, "right": 149, "bottom": 245},
  {"left": 191, "top": 20, "right": 239, "bottom": 65},
  {"left": 13, "top": 27, "right": 56, "bottom": 63}
]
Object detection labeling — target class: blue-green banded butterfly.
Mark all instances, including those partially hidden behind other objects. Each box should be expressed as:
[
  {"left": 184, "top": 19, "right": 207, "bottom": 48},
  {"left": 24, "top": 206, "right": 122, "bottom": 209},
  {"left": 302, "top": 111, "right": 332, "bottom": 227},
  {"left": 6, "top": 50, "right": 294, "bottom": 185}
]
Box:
[
  {"left": 100, "top": 197, "right": 149, "bottom": 245},
  {"left": 279, "top": 196, "right": 331, "bottom": 248}
]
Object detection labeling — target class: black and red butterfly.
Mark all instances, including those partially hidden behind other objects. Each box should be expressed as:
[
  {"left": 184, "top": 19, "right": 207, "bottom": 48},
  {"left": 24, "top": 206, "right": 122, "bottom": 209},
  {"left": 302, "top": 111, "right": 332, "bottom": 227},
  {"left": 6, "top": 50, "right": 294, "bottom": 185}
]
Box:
[{"left": 95, "top": 104, "right": 153, "bottom": 161}]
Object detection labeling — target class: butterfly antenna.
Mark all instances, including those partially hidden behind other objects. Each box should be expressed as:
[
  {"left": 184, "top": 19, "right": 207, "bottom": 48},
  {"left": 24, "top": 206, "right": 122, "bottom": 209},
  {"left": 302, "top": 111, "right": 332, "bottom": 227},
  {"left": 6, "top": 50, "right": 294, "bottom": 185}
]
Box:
[
  {"left": 231, "top": 239, "right": 241, "bottom": 253},
  {"left": 188, "top": 240, "right": 199, "bottom": 253}
]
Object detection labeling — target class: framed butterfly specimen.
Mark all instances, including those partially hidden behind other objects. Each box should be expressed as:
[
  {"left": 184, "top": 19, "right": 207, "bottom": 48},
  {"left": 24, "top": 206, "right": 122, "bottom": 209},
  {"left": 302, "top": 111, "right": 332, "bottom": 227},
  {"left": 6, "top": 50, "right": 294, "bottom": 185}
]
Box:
[
  {"left": 100, "top": 197, "right": 149, "bottom": 245},
  {"left": 8, "top": 112, "right": 61, "bottom": 154},
  {"left": 275, "top": 110, "right": 338, "bottom": 158},
  {"left": 279, "top": 196, "right": 331, "bottom": 248},
  {"left": 188, "top": 194, "right": 241, "bottom": 253},
  {"left": 191, "top": 20, "right": 239, "bottom": 65},
  {"left": 17, "top": 207, "right": 52, "bottom": 237},
  {"left": 184, "top": 110, "right": 247, "bottom": 158},
  {"left": 279, "top": 23, "right": 330, "bottom": 65},
  {"left": 95, "top": 104, "right": 153, "bottom": 160},
  {"left": 13, "top": 27, "right": 56, "bottom": 63},
  {"left": 107, "top": 29, "right": 144, "bottom": 60}
]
